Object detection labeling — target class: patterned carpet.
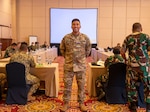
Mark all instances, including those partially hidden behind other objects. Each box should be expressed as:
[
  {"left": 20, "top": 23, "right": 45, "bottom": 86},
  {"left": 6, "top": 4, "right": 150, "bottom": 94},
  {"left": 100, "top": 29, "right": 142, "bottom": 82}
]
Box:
[{"left": 0, "top": 56, "right": 146, "bottom": 112}]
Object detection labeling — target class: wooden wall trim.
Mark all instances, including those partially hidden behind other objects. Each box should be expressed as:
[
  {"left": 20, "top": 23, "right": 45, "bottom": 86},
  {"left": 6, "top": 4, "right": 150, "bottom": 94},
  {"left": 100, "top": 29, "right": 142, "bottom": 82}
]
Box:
[{"left": 0, "top": 38, "right": 12, "bottom": 51}]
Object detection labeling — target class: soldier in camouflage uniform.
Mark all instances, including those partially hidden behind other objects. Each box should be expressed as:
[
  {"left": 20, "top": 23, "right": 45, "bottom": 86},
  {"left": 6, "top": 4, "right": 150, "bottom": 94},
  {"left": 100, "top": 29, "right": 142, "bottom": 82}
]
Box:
[
  {"left": 60, "top": 18, "right": 91, "bottom": 112},
  {"left": 4, "top": 43, "right": 17, "bottom": 58},
  {"left": 121, "top": 23, "right": 150, "bottom": 111},
  {"left": 9, "top": 42, "right": 40, "bottom": 101},
  {"left": 0, "top": 73, "right": 6, "bottom": 100},
  {"left": 95, "top": 47, "right": 125, "bottom": 101}
]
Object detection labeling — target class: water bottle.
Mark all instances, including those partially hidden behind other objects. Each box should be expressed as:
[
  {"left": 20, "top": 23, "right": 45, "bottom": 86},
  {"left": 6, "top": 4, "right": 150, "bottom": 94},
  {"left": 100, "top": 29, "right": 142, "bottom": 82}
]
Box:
[
  {"left": 37, "top": 55, "right": 41, "bottom": 65},
  {"left": 48, "top": 57, "right": 52, "bottom": 65},
  {"left": 45, "top": 57, "right": 48, "bottom": 65}
]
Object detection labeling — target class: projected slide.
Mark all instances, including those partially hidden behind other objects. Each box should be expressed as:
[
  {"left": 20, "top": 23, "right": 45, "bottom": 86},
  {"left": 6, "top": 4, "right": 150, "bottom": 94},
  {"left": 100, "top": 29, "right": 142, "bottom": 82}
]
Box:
[{"left": 50, "top": 8, "right": 98, "bottom": 44}]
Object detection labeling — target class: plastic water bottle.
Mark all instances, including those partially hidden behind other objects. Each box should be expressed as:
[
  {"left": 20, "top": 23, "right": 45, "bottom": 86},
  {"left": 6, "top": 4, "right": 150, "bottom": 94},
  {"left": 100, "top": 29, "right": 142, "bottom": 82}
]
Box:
[
  {"left": 37, "top": 55, "right": 41, "bottom": 65},
  {"left": 48, "top": 57, "right": 52, "bottom": 65},
  {"left": 45, "top": 57, "right": 48, "bottom": 65}
]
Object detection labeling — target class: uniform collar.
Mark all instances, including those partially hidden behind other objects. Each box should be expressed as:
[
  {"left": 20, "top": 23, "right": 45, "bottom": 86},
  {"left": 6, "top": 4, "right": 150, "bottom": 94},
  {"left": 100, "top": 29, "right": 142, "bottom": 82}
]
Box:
[{"left": 131, "top": 32, "right": 141, "bottom": 35}]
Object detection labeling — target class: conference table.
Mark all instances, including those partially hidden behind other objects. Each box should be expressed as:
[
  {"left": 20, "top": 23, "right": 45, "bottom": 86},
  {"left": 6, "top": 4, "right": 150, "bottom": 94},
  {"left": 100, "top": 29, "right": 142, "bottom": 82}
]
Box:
[
  {"left": 91, "top": 48, "right": 113, "bottom": 62},
  {"left": 87, "top": 63, "right": 107, "bottom": 97},
  {"left": 88, "top": 48, "right": 111, "bottom": 97},
  {"left": 0, "top": 48, "right": 59, "bottom": 97},
  {"left": 0, "top": 62, "right": 59, "bottom": 97},
  {"left": 30, "top": 63, "right": 59, "bottom": 97}
]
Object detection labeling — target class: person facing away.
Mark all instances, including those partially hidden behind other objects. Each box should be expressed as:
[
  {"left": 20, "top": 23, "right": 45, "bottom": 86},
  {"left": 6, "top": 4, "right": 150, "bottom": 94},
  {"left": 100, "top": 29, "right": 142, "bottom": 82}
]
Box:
[
  {"left": 95, "top": 47, "right": 125, "bottom": 101},
  {"left": 9, "top": 42, "right": 40, "bottom": 101},
  {"left": 60, "top": 18, "right": 91, "bottom": 112},
  {"left": 4, "top": 43, "right": 17, "bottom": 58},
  {"left": 121, "top": 22, "right": 150, "bottom": 112},
  {"left": 115, "top": 43, "right": 121, "bottom": 50}
]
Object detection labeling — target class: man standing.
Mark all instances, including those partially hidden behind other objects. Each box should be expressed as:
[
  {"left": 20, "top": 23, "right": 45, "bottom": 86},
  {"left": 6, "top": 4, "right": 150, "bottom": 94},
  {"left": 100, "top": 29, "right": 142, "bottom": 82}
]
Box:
[
  {"left": 121, "top": 22, "right": 150, "bottom": 112},
  {"left": 10, "top": 42, "right": 40, "bottom": 101},
  {"left": 60, "top": 18, "right": 91, "bottom": 112}
]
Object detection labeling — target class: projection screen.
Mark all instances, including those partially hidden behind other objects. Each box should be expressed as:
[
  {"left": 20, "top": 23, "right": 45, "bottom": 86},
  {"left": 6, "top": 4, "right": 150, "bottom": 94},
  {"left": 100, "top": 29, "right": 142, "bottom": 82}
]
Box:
[{"left": 50, "top": 8, "right": 98, "bottom": 44}]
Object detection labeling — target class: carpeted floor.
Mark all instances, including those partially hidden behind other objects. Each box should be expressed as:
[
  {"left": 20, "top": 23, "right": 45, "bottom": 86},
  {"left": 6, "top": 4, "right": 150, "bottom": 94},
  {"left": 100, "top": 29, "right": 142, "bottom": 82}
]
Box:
[{"left": 0, "top": 56, "right": 146, "bottom": 112}]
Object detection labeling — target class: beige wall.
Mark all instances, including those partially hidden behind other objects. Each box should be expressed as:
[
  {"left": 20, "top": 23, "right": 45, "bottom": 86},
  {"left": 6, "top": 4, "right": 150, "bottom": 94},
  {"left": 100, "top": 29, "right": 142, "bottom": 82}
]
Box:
[
  {"left": 1, "top": 0, "right": 150, "bottom": 48},
  {"left": 0, "top": 0, "right": 12, "bottom": 39}
]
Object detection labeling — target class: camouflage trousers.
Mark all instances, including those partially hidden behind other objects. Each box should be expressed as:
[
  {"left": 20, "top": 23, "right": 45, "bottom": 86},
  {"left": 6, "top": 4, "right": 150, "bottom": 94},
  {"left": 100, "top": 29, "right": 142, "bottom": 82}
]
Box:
[
  {"left": 0, "top": 73, "right": 6, "bottom": 94},
  {"left": 95, "top": 74, "right": 108, "bottom": 100},
  {"left": 63, "top": 70, "right": 86, "bottom": 103},
  {"left": 0, "top": 73, "right": 6, "bottom": 83},
  {"left": 127, "top": 65, "right": 150, "bottom": 103},
  {"left": 26, "top": 74, "right": 40, "bottom": 95}
]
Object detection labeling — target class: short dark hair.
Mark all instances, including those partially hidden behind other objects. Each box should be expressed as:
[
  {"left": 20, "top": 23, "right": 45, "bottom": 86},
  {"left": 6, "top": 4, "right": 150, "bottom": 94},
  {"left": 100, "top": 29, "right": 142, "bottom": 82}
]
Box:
[
  {"left": 132, "top": 22, "right": 142, "bottom": 31},
  {"left": 11, "top": 43, "right": 17, "bottom": 46},
  {"left": 113, "top": 47, "right": 120, "bottom": 54},
  {"left": 35, "top": 42, "right": 39, "bottom": 44},
  {"left": 72, "top": 18, "right": 80, "bottom": 23},
  {"left": 20, "top": 42, "right": 28, "bottom": 51}
]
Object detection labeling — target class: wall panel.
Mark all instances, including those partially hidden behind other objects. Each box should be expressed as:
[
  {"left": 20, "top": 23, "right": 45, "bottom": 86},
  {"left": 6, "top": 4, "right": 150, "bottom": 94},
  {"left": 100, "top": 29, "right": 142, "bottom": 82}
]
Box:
[{"left": 1, "top": 0, "right": 150, "bottom": 49}]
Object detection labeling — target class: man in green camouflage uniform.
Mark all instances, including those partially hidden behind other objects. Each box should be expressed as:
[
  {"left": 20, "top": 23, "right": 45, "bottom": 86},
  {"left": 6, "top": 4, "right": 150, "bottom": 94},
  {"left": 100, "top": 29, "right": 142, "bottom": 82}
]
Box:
[
  {"left": 4, "top": 43, "right": 17, "bottom": 58},
  {"left": 9, "top": 42, "right": 40, "bottom": 101},
  {"left": 60, "top": 18, "right": 91, "bottom": 112},
  {"left": 121, "top": 22, "right": 150, "bottom": 112},
  {"left": 96, "top": 47, "right": 125, "bottom": 100}
]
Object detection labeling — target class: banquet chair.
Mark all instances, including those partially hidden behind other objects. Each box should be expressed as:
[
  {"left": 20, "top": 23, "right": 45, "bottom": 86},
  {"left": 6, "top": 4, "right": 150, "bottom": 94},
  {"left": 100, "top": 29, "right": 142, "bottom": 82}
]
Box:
[
  {"left": 105, "top": 63, "right": 127, "bottom": 104},
  {"left": 5, "top": 62, "right": 30, "bottom": 105}
]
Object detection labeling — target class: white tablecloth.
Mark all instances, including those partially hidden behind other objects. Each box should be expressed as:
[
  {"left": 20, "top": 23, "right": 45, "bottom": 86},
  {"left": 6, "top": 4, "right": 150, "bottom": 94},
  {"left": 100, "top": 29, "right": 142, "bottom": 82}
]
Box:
[
  {"left": 31, "top": 47, "right": 58, "bottom": 63},
  {"left": 87, "top": 63, "right": 107, "bottom": 97},
  {"left": 91, "top": 48, "right": 113, "bottom": 62}
]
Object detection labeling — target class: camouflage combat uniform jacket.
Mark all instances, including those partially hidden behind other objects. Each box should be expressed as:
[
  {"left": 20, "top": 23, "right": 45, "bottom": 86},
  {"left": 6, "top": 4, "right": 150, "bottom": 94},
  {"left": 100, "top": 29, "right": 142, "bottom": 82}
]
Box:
[
  {"left": 122, "top": 32, "right": 150, "bottom": 103},
  {"left": 4, "top": 46, "right": 16, "bottom": 58},
  {"left": 60, "top": 33, "right": 91, "bottom": 72},
  {"left": 9, "top": 51, "right": 36, "bottom": 81}
]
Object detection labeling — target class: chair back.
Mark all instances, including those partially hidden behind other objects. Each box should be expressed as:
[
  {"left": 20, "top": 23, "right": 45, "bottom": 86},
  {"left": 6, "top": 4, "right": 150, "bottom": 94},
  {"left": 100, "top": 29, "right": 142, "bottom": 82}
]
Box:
[
  {"left": 105, "top": 63, "right": 127, "bottom": 104},
  {"left": 6, "top": 62, "right": 26, "bottom": 87},
  {"left": 108, "top": 63, "right": 127, "bottom": 87},
  {"left": 6, "top": 62, "right": 28, "bottom": 105}
]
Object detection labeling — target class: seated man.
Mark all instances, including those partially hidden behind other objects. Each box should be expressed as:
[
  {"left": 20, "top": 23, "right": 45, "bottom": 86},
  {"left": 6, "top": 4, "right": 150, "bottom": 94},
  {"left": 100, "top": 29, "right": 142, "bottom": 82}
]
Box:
[
  {"left": 28, "top": 42, "right": 36, "bottom": 51},
  {"left": 41, "top": 41, "right": 48, "bottom": 48},
  {"left": 9, "top": 42, "right": 40, "bottom": 101},
  {"left": 0, "top": 73, "right": 6, "bottom": 100},
  {"left": 95, "top": 47, "right": 125, "bottom": 100},
  {"left": 4, "top": 43, "right": 17, "bottom": 58},
  {"left": 34, "top": 42, "right": 40, "bottom": 50}
]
